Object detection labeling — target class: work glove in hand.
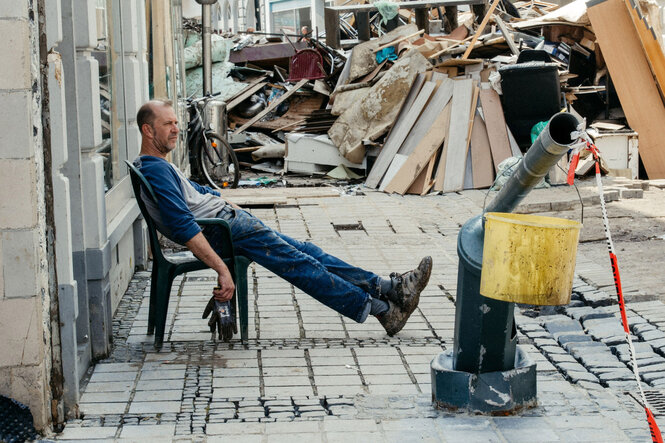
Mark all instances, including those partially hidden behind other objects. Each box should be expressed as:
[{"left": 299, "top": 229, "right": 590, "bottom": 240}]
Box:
[{"left": 202, "top": 295, "right": 237, "bottom": 342}]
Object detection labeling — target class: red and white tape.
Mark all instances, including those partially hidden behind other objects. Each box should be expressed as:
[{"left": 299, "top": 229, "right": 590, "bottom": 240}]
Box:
[{"left": 569, "top": 136, "right": 663, "bottom": 443}]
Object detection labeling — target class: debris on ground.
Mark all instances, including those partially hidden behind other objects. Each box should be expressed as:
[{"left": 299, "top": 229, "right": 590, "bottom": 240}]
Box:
[{"left": 182, "top": 0, "right": 665, "bottom": 192}]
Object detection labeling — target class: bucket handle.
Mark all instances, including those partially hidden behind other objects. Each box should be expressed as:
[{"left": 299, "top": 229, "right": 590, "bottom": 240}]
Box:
[{"left": 482, "top": 161, "right": 585, "bottom": 225}]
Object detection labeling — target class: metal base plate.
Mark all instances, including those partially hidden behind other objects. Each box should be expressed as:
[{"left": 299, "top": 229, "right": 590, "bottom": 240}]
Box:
[{"left": 431, "top": 346, "right": 537, "bottom": 414}]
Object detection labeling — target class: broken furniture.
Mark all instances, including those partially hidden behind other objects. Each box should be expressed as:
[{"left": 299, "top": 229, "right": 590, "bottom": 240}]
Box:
[
  {"left": 431, "top": 112, "right": 580, "bottom": 412},
  {"left": 285, "top": 133, "right": 366, "bottom": 174},
  {"left": 324, "top": 0, "right": 485, "bottom": 49},
  {"left": 126, "top": 161, "right": 251, "bottom": 349}
]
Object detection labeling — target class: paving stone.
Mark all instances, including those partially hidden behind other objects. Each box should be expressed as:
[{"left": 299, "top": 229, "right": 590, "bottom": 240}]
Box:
[
  {"left": 640, "top": 330, "right": 665, "bottom": 342},
  {"left": 597, "top": 371, "right": 635, "bottom": 383},
  {"left": 543, "top": 319, "right": 583, "bottom": 335},
  {"left": 567, "top": 372, "right": 600, "bottom": 384},
  {"left": 557, "top": 333, "right": 593, "bottom": 346}
]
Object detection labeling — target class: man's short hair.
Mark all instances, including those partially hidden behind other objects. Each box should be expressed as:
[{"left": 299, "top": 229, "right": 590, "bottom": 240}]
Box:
[{"left": 136, "top": 99, "right": 173, "bottom": 135}]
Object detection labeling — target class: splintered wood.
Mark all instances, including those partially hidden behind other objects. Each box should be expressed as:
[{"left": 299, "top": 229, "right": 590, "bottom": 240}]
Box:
[{"left": 369, "top": 77, "right": 507, "bottom": 194}]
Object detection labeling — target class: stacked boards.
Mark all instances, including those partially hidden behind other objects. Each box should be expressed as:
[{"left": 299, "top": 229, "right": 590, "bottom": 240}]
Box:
[{"left": 365, "top": 72, "right": 515, "bottom": 194}]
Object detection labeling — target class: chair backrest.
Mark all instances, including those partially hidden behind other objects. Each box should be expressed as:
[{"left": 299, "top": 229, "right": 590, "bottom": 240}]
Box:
[{"left": 125, "top": 159, "right": 167, "bottom": 262}]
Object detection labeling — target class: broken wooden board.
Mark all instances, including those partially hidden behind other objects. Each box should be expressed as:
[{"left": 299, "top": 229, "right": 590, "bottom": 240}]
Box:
[
  {"left": 365, "top": 80, "right": 435, "bottom": 189},
  {"left": 384, "top": 103, "right": 452, "bottom": 194},
  {"left": 233, "top": 79, "right": 308, "bottom": 135},
  {"left": 479, "top": 88, "right": 512, "bottom": 172},
  {"left": 436, "top": 78, "right": 475, "bottom": 192},
  {"left": 328, "top": 50, "right": 431, "bottom": 164},
  {"left": 225, "top": 77, "right": 268, "bottom": 111},
  {"left": 407, "top": 153, "right": 437, "bottom": 195},
  {"left": 588, "top": 0, "right": 665, "bottom": 177},
  {"left": 469, "top": 109, "right": 494, "bottom": 188},
  {"left": 230, "top": 95, "right": 325, "bottom": 132}
]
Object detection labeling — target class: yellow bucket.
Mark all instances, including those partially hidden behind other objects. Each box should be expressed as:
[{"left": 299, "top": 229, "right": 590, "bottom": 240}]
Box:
[{"left": 480, "top": 212, "right": 582, "bottom": 306}]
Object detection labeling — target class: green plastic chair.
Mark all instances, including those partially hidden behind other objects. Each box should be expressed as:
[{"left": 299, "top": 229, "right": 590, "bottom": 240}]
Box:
[{"left": 125, "top": 160, "right": 250, "bottom": 349}]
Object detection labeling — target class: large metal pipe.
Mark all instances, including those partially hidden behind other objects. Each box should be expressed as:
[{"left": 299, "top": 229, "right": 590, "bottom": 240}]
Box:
[
  {"left": 486, "top": 112, "right": 580, "bottom": 214},
  {"left": 453, "top": 112, "right": 580, "bottom": 374},
  {"left": 202, "top": 3, "right": 213, "bottom": 95}
]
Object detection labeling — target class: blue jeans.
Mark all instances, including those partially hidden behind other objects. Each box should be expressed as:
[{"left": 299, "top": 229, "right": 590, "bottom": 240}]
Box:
[{"left": 202, "top": 207, "right": 381, "bottom": 322}]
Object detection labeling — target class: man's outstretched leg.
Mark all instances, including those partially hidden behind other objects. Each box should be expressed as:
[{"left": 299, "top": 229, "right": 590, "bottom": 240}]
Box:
[{"left": 204, "top": 208, "right": 432, "bottom": 336}]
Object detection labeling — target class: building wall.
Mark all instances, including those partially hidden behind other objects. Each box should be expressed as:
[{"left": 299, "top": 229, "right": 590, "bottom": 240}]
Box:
[{"left": 0, "top": 1, "right": 53, "bottom": 431}]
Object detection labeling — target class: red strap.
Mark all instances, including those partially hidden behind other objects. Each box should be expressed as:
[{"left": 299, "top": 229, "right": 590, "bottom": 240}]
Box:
[
  {"left": 647, "top": 407, "right": 663, "bottom": 443},
  {"left": 567, "top": 152, "right": 580, "bottom": 185}
]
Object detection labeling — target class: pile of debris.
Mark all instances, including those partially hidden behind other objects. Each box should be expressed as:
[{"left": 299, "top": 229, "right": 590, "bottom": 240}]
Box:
[{"left": 184, "top": 0, "right": 665, "bottom": 191}]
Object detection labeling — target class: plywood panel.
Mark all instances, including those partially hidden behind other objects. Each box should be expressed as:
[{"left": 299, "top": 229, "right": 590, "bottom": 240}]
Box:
[{"left": 588, "top": 0, "right": 665, "bottom": 177}]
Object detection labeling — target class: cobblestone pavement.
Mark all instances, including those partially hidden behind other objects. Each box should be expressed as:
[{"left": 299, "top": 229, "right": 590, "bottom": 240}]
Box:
[{"left": 52, "top": 179, "right": 665, "bottom": 442}]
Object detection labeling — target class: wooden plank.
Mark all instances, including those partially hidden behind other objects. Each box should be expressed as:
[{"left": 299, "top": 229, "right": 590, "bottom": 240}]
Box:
[
  {"left": 378, "top": 154, "right": 409, "bottom": 192},
  {"left": 384, "top": 103, "right": 452, "bottom": 194},
  {"left": 232, "top": 79, "right": 308, "bottom": 135},
  {"left": 506, "top": 124, "right": 521, "bottom": 157},
  {"left": 398, "top": 78, "right": 454, "bottom": 156},
  {"left": 365, "top": 80, "right": 435, "bottom": 188},
  {"left": 151, "top": 0, "right": 167, "bottom": 98},
  {"left": 588, "top": 0, "right": 665, "bottom": 177},
  {"left": 470, "top": 109, "right": 494, "bottom": 188},
  {"left": 479, "top": 88, "right": 512, "bottom": 172},
  {"left": 437, "top": 79, "right": 475, "bottom": 192},
  {"left": 226, "top": 78, "right": 268, "bottom": 111},
  {"left": 462, "top": 0, "right": 502, "bottom": 59}
]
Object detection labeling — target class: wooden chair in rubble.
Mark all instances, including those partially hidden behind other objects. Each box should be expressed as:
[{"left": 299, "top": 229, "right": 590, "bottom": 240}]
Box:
[{"left": 125, "top": 160, "right": 250, "bottom": 349}]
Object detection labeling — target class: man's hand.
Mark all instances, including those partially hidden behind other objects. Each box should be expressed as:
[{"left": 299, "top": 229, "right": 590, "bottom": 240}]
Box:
[{"left": 214, "top": 266, "right": 235, "bottom": 301}]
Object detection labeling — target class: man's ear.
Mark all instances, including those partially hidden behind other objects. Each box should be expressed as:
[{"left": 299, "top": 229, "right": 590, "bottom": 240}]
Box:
[{"left": 141, "top": 123, "right": 153, "bottom": 138}]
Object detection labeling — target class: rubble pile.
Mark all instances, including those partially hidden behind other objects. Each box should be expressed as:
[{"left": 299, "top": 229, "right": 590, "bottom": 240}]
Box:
[{"left": 185, "top": 0, "right": 665, "bottom": 190}]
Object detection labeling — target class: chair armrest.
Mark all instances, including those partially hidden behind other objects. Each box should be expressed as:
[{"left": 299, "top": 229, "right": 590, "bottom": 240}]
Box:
[
  {"left": 195, "top": 218, "right": 235, "bottom": 260},
  {"left": 195, "top": 218, "right": 231, "bottom": 229}
]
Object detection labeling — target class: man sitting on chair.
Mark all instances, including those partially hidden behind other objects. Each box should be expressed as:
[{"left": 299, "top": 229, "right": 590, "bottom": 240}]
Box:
[{"left": 133, "top": 99, "right": 432, "bottom": 337}]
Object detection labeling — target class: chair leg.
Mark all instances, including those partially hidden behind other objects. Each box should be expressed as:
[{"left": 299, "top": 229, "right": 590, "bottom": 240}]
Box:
[
  {"left": 236, "top": 259, "right": 250, "bottom": 344},
  {"left": 153, "top": 272, "right": 174, "bottom": 350},
  {"left": 147, "top": 266, "right": 159, "bottom": 336}
]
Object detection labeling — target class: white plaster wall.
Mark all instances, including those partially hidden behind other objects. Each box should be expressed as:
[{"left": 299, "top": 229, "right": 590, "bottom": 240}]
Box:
[{"left": 0, "top": 2, "right": 53, "bottom": 431}]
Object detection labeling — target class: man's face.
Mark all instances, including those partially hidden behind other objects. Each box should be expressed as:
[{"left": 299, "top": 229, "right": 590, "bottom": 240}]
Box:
[{"left": 146, "top": 104, "right": 179, "bottom": 154}]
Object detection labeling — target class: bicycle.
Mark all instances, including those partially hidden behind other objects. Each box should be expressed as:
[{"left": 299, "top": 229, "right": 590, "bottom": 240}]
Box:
[{"left": 185, "top": 94, "right": 240, "bottom": 189}]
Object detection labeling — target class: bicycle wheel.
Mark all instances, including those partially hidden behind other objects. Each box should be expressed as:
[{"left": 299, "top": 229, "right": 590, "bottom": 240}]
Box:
[{"left": 198, "top": 132, "right": 240, "bottom": 189}]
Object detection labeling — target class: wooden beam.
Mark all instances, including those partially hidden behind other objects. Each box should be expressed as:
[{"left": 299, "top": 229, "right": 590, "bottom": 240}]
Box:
[
  {"left": 232, "top": 79, "right": 308, "bottom": 135},
  {"left": 495, "top": 15, "right": 519, "bottom": 56},
  {"left": 462, "top": 0, "right": 502, "bottom": 59}
]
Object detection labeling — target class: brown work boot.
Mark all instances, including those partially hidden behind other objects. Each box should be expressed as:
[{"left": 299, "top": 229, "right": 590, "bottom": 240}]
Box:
[
  {"left": 385, "top": 256, "right": 433, "bottom": 308},
  {"left": 378, "top": 298, "right": 418, "bottom": 337}
]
